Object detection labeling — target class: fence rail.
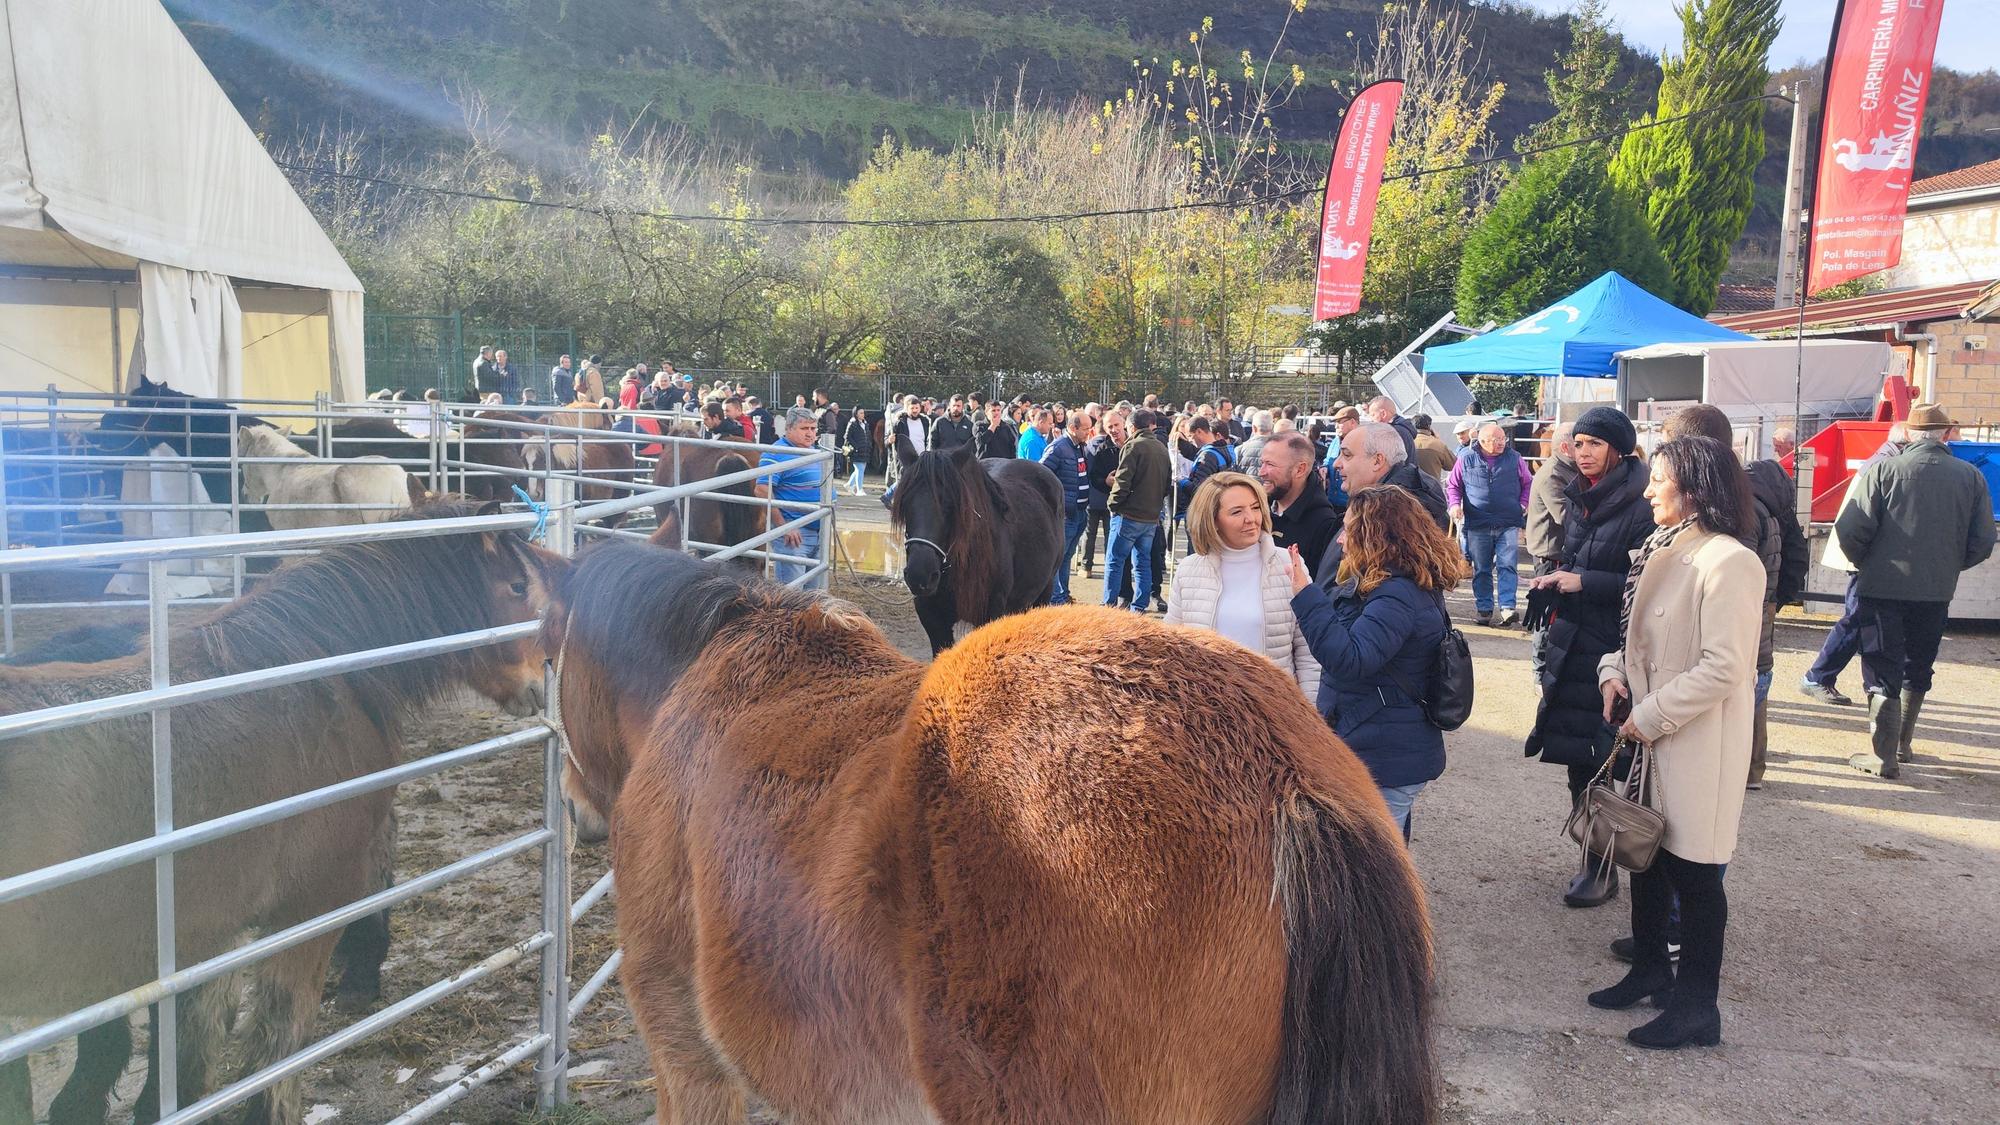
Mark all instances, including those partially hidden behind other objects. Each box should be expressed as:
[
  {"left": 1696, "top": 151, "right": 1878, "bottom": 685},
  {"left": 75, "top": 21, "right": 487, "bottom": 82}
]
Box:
[{"left": 0, "top": 393, "right": 837, "bottom": 1122}]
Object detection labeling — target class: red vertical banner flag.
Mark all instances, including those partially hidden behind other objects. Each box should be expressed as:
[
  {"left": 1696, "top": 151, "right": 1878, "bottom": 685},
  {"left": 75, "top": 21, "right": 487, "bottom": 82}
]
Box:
[
  {"left": 1807, "top": 0, "right": 1948, "bottom": 296},
  {"left": 1313, "top": 79, "right": 1403, "bottom": 321}
]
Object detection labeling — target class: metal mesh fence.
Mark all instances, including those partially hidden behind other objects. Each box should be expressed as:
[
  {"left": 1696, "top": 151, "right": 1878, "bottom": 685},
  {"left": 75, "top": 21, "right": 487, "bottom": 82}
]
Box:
[
  {"left": 366, "top": 314, "right": 575, "bottom": 402},
  {"left": 677, "top": 369, "right": 1382, "bottom": 415}
]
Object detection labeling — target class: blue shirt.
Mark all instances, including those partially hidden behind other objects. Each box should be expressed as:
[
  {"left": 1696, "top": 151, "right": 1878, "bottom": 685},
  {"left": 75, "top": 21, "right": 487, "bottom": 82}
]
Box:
[
  {"left": 759, "top": 438, "right": 825, "bottom": 507},
  {"left": 1017, "top": 426, "right": 1049, "bottom": 463}
]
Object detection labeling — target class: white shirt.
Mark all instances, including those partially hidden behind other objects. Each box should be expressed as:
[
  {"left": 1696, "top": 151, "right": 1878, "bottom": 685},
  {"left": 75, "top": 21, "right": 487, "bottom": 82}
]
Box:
[
  {"left": 1213, "top": 542, "right": 1266, "bottom": 651},
  {"left": 906, "top": 415, "right": 928, "bottom": 455}
]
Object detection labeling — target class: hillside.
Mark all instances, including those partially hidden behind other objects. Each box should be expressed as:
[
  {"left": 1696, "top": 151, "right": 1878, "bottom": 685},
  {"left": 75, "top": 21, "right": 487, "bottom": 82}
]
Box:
[
  {"left": 171, "top": 0, "right": 2000, "bottom": 269},
  {"left": 170, "top": 0, "right": 1630, "bottom": 173}
]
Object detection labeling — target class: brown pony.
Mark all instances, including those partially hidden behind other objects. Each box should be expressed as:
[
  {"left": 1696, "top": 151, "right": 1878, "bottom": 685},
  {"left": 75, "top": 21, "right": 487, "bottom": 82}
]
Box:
[
  {"left": 0, "top": 501, "right": 564, "bottom": 1125},
  {"left": 647, "top": 422, "right": 764, "bottom": 569},
  {"left": 546, "top": 544, "right": 1438, "bottom": 1125},
  {"left": 529, "top": 406, "right": 639, "bottom": 527}
]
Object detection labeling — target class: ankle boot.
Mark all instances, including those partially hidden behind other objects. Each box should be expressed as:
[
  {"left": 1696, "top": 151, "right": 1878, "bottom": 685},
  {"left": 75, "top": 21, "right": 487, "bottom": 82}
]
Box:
[
  {"left": 1627, "top": 999, "right": 1722, "bottom": 1049},
  {"left": 1587, "top": 964, "right": 1674, "bottom": 1010},
  {"left": 1850, "top": 693, "right": 1902, "bottom": 779},
  {"left": 1563, "top": 858, "right": 1619, "bottom": 908},
  {"left": 1897, "top": 691, "right": 1925, "bottom": 762}
]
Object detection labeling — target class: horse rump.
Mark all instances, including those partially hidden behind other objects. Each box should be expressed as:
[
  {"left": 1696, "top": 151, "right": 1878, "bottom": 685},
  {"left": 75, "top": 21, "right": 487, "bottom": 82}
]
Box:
[{"left": 1270, "top": 791, "right": 1438, "bottom": 1125}]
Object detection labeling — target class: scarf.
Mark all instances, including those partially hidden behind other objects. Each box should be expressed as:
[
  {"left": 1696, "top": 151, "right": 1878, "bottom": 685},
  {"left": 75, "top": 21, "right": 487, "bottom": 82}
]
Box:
[{"left": 1619, "top": 518, "right": 1696, "bottom": 644}]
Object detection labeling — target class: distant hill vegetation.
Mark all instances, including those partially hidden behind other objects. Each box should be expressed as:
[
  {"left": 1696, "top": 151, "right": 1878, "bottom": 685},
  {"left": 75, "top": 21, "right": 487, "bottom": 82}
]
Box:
[{"left": 171, "top": 0, "right": 1999, "bottom": 258}]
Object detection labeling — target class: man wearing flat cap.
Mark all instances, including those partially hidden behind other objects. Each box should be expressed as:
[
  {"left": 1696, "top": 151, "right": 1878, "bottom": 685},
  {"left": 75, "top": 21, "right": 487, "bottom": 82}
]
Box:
[
  {"left": 758, "top": 406, "right": 830, "bottom": 590},
  {"left": 1833, "top": 403, "right": 1995, "bottom": 777}
]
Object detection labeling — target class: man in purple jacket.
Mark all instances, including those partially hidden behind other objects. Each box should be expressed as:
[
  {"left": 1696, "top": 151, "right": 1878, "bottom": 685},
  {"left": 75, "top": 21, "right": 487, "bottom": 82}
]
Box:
[{"left": 1447, "top": 422, "right": 1533, "bottom": 625}]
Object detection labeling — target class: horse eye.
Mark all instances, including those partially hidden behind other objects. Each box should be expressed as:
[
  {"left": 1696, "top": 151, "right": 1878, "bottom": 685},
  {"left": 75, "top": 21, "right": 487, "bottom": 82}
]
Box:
[{"left": 509, "top": 581, "right": 529, "bottom": 597}]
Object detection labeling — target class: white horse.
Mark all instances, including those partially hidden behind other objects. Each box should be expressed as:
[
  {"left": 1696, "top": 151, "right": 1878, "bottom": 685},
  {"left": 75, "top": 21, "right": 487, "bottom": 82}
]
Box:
[{"left": 236, "top": 424, "right": 416, "bottom": 529}]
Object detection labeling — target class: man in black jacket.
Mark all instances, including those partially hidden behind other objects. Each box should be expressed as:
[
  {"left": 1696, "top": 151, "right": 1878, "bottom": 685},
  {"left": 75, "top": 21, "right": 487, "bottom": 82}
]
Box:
[
  {"left": 930, "top": 395, "right": 975, "bottom": 452},
  {"left": 978, "top": 399, "right": 1017, "bottom": 458},
  {"left": 1081, "top": 411, "right": 1124, "bottom": 577},
  {"left": 1259, "top": 432, "right": 1341, "bottom": 581},
  {"left": 1523, "top": 405, "right": 1654, "bottom": 908}
]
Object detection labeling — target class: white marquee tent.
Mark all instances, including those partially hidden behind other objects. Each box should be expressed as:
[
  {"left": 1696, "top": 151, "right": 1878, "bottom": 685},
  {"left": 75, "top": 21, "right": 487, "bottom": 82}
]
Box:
[
  {"left": 1613, "top": 338, "right": 1892, "bottom": 455},
  {"left": 0, "top": 0, "right": 364, "bottom": 401}
]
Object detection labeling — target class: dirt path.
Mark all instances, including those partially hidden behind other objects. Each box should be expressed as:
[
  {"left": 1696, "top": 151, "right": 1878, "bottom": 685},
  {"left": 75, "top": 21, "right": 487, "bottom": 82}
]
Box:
[{"left": 35, "top": 560, "right": 1990, "bottom": 1123}]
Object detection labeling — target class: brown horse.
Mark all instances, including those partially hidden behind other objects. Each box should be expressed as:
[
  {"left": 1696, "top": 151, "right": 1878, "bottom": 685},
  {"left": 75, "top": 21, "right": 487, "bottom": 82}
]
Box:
[
  {"left": 0, "top": 501, "right": 564, "bottom": 1125},
  {"left": 647, "top": 422, "right": 764, "bottom": 569},
  {"left": 519, "top": 407, "right": 639, "bottom": 527},
  {"left": 546, "top": 544, "right": 1438, "bottom": 1125}
]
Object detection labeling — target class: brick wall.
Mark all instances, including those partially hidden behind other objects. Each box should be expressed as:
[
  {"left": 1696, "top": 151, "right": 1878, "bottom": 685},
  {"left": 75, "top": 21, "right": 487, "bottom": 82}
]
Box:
[{"left": 1925, "top": 317, "right": 2000, "bottom": 425}]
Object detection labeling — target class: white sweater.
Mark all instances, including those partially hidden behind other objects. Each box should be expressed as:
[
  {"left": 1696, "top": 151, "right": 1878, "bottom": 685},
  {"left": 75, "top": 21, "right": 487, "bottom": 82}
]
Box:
[{"left": 1164, "top": 535, "right": 1321, "bottom": 704}]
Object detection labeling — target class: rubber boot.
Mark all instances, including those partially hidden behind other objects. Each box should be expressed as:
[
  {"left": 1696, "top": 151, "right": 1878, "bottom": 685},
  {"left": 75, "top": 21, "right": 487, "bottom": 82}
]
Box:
[
  {"left": 1897, "top": 691, "right": 1926, "bottom": 763},
  {"left": 1850, "top": 693, "right": 1901, "bottom": 779}
]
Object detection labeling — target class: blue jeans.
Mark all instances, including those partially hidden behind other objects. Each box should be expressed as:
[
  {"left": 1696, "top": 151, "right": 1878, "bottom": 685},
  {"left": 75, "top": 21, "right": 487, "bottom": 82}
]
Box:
[
  {"left": 1465, "top": 526, "right": 1519, "bottom": 613},
  {"left": 1052, "top": 507, "right": 1087, "bottom": 604},
  {"left": 1379, "top": 782, "right": 1428, "bottom": 840},
  {"left": 1102, "top": 516, "right": 1158, "bottom": 610},
  {"left": 1805, "top": 575, "right": 1862, "bottom": 688},
  {"left": 847, "top": 464, "right": 865, "bottom": 492},
  {"left": 775, "top": 527, "right": 823, "bottom": 591}
]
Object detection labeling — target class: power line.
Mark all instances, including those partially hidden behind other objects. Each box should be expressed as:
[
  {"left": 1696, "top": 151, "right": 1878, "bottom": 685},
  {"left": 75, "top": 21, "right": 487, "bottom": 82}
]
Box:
[{"left": 276, "top": 91, "right": 1788, "bottom": 229}]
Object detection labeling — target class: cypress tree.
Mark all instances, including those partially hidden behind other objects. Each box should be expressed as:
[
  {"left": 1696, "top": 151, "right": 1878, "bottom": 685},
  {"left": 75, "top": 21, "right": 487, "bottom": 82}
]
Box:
[
  {"left": 1609, "top": 0, "right": 1783, "bottom": 315},
  {"left": 1455, "top": 144, "right": 1671, "bottom": 326}
]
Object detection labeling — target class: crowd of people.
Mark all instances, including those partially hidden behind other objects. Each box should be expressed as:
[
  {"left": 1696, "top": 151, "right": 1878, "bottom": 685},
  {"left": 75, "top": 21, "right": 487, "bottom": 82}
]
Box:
[
  {"left": 375, "top": 356, "right": 1996, "bottom": 1053},
  {"left": 862, "top": 385, "right": 1994, "bottom": 1054}
]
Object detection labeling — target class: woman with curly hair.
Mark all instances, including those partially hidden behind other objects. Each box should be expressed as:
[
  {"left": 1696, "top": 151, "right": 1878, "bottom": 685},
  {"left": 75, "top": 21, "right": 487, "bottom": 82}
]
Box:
[{"left": 1287, "top": 484, "right": 1472, "bottom": 837}]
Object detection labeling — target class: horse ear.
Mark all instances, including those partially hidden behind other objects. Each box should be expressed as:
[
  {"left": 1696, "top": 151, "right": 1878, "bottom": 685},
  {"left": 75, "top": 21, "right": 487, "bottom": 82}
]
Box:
[
  {"left": 475, "top": 499, "right": 504, "bottom": 517},
  {"left": 949, "top": 440, "right": 977, "bottom": 466}
]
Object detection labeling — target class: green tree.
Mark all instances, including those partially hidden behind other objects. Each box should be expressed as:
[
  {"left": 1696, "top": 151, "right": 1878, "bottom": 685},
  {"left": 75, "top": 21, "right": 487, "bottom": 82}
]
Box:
[
  {"left": 1521, "top": 0, "right": 1631, "bottom": 150},
  {"left": 1455, "top": 144, "right": 1670, "bottom": 325},
  {"left": 1609, "top": 0, "right": 1782, "bottom": 315}
]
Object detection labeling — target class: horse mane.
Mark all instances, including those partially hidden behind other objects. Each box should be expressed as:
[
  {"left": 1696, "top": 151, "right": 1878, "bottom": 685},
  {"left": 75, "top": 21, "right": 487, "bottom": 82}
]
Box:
[
  {"left": 889, "top": 449, "right": 1007, "bottom": 620},
  {"left": 190, "top": 499, "right": 546, "bottom": 724}
]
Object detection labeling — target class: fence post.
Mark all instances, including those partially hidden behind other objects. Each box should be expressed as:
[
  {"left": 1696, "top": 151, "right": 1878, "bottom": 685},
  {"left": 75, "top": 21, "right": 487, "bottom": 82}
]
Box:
[
  {"left": 536, "top": 490, "right": 575, "bottom": 1112},
  {"left": 148, "top": 559, "right": 180, "bottom": 1117},
  {"left": 451, "top": 311, "right": 465, "bottom": 402}
]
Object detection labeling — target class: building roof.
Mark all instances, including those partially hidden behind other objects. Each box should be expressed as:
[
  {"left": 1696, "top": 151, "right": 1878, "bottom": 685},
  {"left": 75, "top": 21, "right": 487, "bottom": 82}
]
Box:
[
  {"left": 1711, "top": 282, "right": 1777, "bottom": 315},
  {"left": 1710, "top": 278, "right": 1997, "bottom": 335},
  {"left": 1909, "top": 157, "right": 2000, "bottom": 203}
]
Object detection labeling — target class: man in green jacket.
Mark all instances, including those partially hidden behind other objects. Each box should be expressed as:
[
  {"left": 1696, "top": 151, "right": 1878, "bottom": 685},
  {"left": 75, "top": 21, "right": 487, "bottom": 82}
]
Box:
[
  {"left": 1103, "top": 409, "right": 1173, "bottom": 612},
  {"left": 1833, "top": 403, "right": 1997, "bottom": 777}
]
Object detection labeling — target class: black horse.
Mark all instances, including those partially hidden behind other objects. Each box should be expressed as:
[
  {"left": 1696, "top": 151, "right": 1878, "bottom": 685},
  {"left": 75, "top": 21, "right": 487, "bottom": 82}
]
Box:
[
  {"left": 889, "top": 441, "right": 1064, "bottom": 655},
  {"left": 90, "top": 375, "right": 270, "bottom": 505}
]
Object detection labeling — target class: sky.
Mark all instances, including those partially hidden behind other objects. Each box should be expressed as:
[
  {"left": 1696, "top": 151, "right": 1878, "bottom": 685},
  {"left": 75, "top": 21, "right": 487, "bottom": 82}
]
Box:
[{"left": 1505, "top": 0, "right": 1996, "bottom": 73}]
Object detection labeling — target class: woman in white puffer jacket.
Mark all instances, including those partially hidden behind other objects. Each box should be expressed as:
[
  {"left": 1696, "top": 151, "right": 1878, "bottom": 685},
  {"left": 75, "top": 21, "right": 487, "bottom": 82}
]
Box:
[{"left": 1164, "top": 472, "right": 1320, "bottom": 704}]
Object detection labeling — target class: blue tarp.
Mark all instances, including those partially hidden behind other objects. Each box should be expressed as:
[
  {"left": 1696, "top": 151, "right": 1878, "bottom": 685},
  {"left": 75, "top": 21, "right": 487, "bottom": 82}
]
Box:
[{"left": 1423, "top": 272, "right": 1753, "bottom": 378}]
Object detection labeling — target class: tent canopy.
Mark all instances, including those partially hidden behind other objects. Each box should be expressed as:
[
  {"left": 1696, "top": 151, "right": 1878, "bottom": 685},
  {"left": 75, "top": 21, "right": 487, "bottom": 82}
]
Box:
[
  {"left": 1615, "top": 338, "right": 1891, "bottom": 416},
  {"left": 0, "top": 0, "right": 363, "bottom": 399},
  {"left": 1423, "top": 272, "right": 1752, "bottom": 378}
]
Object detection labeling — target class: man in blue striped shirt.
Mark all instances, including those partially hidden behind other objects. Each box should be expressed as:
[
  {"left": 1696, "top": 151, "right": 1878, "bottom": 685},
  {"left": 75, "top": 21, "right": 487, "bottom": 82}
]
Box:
[{"left": 758, "top": 407, "right": 828, "bottom": 590}]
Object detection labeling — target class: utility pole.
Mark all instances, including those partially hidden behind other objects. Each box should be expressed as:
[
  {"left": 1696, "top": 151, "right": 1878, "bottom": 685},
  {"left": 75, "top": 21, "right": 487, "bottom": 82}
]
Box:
[{"left": 1774, "top": 80, "right": 1811, "bottom": 308}]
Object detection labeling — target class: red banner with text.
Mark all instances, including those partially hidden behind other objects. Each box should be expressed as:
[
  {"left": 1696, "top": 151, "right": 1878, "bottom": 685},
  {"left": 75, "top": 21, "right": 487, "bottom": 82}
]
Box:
[
  {"left": 1313, "top": 79, "right": 1403, "bottom": 321},
  {"left": 1807, "top": 0, "right": 1948, "bottom": 296}
]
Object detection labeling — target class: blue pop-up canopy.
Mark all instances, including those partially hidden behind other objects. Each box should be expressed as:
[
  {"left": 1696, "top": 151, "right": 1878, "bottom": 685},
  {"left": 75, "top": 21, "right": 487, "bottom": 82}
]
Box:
[{"left": 1424, "top": 272, "right": 1752, "bottom": 378}]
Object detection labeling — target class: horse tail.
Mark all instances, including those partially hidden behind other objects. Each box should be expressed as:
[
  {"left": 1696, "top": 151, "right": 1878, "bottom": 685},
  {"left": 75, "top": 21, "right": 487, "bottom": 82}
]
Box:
[{"left": 1269, "top": 790, "right": 1438, "bottom": 1125}]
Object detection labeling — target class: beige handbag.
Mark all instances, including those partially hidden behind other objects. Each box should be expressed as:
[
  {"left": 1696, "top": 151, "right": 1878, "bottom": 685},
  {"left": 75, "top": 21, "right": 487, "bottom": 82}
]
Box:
[{"left": 1564, "top": 737, "right": 1667, "bottom": 874}]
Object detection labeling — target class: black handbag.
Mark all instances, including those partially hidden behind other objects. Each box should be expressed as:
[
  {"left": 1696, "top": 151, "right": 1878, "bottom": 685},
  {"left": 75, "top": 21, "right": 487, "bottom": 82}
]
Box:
[{"left": 1386, "top": 593, "right": 1475, "bottom": 731}]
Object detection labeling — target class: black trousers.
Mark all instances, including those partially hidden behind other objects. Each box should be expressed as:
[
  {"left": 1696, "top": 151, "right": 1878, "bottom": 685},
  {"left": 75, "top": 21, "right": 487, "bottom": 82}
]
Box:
[
  {"left": 1631, "top": 850, "right": 1727, "bottom": 1006},
  {"left": 1082, "top": 508, "right": 1109, "bottom": 570},
  {"left": 1854, "top": 596, "right": 1950, "bottom": 698}
]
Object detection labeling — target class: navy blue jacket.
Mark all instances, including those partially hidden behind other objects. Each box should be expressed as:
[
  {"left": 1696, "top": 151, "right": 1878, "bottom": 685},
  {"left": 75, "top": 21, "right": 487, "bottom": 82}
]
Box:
[
  {"left": 1041, "top": 434, "right": 1090, "bottom": 514},
  {"left": 1292, "top": 573, "right": 1447, "bottom": 788}
]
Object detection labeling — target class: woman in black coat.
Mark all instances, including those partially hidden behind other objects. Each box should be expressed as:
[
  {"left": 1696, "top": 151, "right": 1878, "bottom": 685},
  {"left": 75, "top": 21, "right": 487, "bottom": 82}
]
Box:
[{"left": 1523, "top": 407, "right": 1654, "bottom": 907}]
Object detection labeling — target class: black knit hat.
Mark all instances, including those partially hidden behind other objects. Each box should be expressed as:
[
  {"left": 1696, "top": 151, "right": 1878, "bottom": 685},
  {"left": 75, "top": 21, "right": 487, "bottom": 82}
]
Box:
[{"left": 1573, "top": 406, "right": 1637, "bottom": 456}]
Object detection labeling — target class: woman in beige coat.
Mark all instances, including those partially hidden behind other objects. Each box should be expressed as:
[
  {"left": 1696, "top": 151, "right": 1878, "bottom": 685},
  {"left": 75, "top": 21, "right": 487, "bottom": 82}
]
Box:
[
  {"left": 1164, "top": 473, "right": 1319, "bottom": 703},
  {"left": 1590, "top": 436, "right": 1764, "bottom": 1051}
]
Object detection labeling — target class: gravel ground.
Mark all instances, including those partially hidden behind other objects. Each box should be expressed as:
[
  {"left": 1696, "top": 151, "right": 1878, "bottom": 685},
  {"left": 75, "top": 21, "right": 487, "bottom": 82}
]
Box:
[{"left": 18, "top": 549, "right": 1997, "bottom": 1124}]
